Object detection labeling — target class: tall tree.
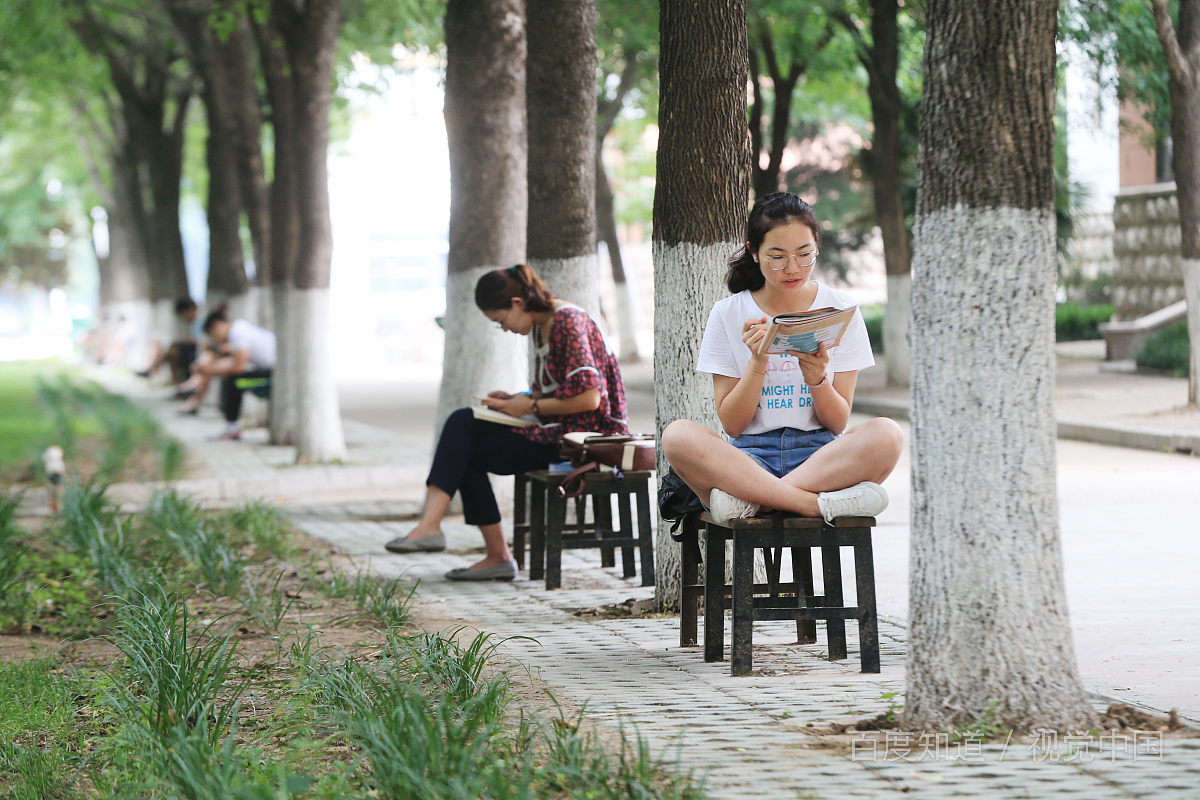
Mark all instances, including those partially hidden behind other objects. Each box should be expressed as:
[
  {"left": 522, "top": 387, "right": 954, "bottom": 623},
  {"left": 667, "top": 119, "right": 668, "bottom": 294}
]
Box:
[
  {"left": 260, "top": 0, "right": 347, "bottom": 463},
  {"left": 596, "top": 0, "right": 658, "bottom": 361},
  {"left": 747, "top": 6, "right": 836, "bottom": 199},
  {"left": 1149, "top": 0, "right": 1200, "bottom": 408},
  {"left": 68, "top": 0, "right": 194, "bottom": 361},
  {"left": 437, "top": 0, "right": 530, "bottom": 438},
  {"left": 832, "top": 0, "right": 916, "bottom": 386},
  {"left": 653, "top": 0, "right": 751, "bottom": 607},
  {"left": 165, "top": 0, "right": 251, "bottom": 315},
  {"left": 527, "top": 0, "right": 600, "bottom": 316},
  {"left": 905, "top": 0, "right": 1096, "bottom": 731}
]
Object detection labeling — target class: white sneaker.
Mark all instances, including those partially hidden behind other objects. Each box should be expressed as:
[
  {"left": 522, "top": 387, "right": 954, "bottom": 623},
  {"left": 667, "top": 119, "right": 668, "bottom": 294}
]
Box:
[
  {"left": 708, "top": 488, "right": 760, "bottom": 522},
  {"left": 817, "top": 482, "right": 888, "bottom": 524}
]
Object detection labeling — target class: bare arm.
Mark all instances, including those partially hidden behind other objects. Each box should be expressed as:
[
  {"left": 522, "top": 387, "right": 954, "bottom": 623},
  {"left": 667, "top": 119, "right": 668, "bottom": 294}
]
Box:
[{"left": 482, "top": 388, "right": 602, "bottom": 418}]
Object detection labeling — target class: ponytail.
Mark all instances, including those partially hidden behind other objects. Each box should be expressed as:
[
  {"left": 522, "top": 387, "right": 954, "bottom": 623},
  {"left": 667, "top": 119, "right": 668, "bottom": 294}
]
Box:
[{"left": 475, "top": 263, "right": 557, "bottom": 312}]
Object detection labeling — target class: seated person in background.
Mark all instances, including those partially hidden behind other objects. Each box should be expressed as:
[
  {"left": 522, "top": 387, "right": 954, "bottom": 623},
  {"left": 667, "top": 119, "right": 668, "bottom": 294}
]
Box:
[
  {"left": 385, "top": 263, "right": 629, "bottom": 583},
  {"left": 180, "top": 310, "right": 276, "bottom": 441},
  {"left": 138, "top": 298, "right": 201, "bottom": 388},
  {"left": 662, "top": 191, "right": 903, "bottom": 524}
]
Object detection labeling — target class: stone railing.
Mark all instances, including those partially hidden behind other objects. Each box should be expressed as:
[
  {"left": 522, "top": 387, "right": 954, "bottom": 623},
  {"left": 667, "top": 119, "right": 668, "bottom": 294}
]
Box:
[{"left": 1111, "top": 182, "right": 1183, "bottom": 322}]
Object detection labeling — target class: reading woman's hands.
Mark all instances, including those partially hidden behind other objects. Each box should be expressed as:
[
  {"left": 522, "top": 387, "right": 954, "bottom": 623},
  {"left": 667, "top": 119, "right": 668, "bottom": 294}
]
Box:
[
  {"left": 741, "top": 317, "right": 771, "bottom": 373},
  {"left": 482, "top": 393, "right": 536, "bottom": 417},
  {"left": 788, "top": 341, "right": 830, "bottom": 386}
]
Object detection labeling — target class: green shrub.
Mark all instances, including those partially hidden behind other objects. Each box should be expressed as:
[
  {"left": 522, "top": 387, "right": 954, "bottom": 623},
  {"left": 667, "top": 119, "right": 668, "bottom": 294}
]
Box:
[
  {"left": 1055, "top": 302, "right": 1112, "bottom": 341},
  {"left": 861, "top": 305, "right": 884, "bottom": 353},
  {"left": 1136, "top": 320, "right": 1190, "bottom": 376}
]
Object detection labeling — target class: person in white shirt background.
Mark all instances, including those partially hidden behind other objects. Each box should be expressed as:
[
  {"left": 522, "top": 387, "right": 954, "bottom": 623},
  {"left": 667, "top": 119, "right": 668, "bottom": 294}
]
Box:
[
  {"left": 661, "top": 191, "right": 903, "bottom": 523},
  {"left": 179, "top": 310, "right": 276, "bottom": 441}
]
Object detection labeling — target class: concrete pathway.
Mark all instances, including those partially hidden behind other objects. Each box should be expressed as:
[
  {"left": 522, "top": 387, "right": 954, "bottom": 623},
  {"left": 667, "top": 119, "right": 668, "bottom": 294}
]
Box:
[{"left": 91, "top": 359, "right": 1200, "bottom": 800}]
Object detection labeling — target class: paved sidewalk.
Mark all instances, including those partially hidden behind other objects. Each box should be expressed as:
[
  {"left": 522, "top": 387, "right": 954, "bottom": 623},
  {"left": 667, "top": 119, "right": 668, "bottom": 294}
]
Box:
[{"left": 95, "top": 362, "right": 1200, "bottom": 800}]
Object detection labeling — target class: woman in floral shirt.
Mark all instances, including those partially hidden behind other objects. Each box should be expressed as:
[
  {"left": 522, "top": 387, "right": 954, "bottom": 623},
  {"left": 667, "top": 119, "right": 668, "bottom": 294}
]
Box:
[{"left": 386, "top": 264, "right": 629, "bottom": 582}]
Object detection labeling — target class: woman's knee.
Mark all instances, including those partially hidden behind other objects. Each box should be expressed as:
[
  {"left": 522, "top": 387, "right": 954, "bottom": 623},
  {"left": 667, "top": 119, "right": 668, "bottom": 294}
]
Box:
[
  {"left": 661, "top": 418, "right": 703, "bottom": 461},
  {"left": 861, "top": 417, "right": 904, "bottom": 463}
]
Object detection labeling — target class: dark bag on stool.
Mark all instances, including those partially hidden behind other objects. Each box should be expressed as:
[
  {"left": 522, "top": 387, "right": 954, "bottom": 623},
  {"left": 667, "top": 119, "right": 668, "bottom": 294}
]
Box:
[
  {"left": 658, "top": 467, "right": 705, "bottom": 540},
  {"left": 558, "top": 432, "right": 655, "bottom": 497}
]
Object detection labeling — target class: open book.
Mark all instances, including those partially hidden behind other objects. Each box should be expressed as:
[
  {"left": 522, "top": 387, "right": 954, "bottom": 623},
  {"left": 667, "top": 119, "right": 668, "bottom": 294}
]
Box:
[
  {"left": 755, "top": 306, "right": 858, "bottom": 356},
  {"left": 472, "top": 404, "right": 537, "bottom": 427}
]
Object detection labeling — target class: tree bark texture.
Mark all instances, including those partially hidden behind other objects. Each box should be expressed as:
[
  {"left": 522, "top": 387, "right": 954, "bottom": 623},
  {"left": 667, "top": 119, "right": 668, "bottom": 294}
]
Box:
[
  {"left": 439, "top": 0, "right": 530, "bottom": 441},
  {"left": 1150, "top": 0, "right": 1200, "bottom": 406},
  {"left": 905, "top": 0, "right": 1096, "bottom": 732},
  {"left": 653, "top": 0, "right": 751, "bottom": 608},
  {"left": 527, "top": 0, "right": 600, "bottom": 316},
  {"left": 263, "top": 0, "right": 346, "bottom": 462},
  {"left": 166, "top": 0, "right": 250, "bottom": 305}
]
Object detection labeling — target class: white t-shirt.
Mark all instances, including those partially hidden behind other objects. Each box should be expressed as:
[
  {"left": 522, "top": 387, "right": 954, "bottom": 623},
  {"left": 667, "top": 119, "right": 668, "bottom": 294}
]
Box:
[
  {"left": 228, "top": 319, "right": 277, "bottom": 370},
  {"left": 696, "top": 285, "right": 875, "bottom": 435}
]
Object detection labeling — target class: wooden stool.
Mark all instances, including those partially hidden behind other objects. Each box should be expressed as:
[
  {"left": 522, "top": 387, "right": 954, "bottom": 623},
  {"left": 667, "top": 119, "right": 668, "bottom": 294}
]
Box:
[
  {"left": 514, "top": 470, "right": 614, "bottom": 569},
  {"left": 679, "top": 512, "right": 879, "bottom": 676},
  {"left": 525, "top": 469, "right": 655, "bottom": 590}
]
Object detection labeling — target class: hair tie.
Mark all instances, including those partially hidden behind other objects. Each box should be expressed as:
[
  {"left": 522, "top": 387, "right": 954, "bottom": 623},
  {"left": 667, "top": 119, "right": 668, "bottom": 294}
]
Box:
[{"left": 509, "top": 264, "right": 520, "bottom": 274}]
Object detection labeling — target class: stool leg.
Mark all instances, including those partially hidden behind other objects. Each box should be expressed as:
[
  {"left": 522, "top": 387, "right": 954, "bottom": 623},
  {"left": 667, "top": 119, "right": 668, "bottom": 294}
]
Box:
[
  {"left": 731, "top": 532, "right": 755, "bottom": 676},
  {"left": 703, "top": 525, "right": 726, "bottom": 662},
  {"left": 529, "top": 482, "right": 546, "bottom": 581},
  {"left": 512, "top": 473, "right": 528, "bottom": 570},
  {"left": 546, "top": 489, "right": 566, "bottom": 590},
  {"left": 791, "top": 546, "right": 817, "bottom": 644},
  {"left": 854, "top": 537, "right": 881, "bottom": 673},
  {"left": 635, "top": 484, "right": 654, "bottom": 587},
  {"left": 822, "top": 529, "right": 847, "bottom": 661},
  {"left": 616, "top": 492, "right": 637, "bottom": 578},
  {"left": 680, "top": 516, "right": 699, "bottom": 647}
]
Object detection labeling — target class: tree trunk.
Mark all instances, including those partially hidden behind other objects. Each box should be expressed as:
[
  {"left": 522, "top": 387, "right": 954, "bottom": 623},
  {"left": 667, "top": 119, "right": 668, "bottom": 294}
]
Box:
[
  {"left": 596, "top": 55, "right": 644, "bottom": 362},
  {"left": 653, "top": 0, "right": 751, "bottom": 608},
  {"left": 254, "top": 16, "right": 300, "bottom": 446},
  {"left": 904, "top": 0, "right": 1096, "bottom": 733},
  {"left": 168, "top": 3, "right": 250, "bottom": 311},
  {"left": 270, "top": 0, "right": 346, "bottom": 463},
  {"left": 834, "top": 1, "right": 913, "bottom": 386},
  {"left": 596, "top": 149, "right": 641, "bottom": 361},
  {"left": 1150, "top": 0, "right": 1200, "bottom": 408},
  {"left": 439, "top": 0, "right": 530, "bottom": 445},
  {"left": 527, "top": 0, "right": 600, "bottom": 316}
]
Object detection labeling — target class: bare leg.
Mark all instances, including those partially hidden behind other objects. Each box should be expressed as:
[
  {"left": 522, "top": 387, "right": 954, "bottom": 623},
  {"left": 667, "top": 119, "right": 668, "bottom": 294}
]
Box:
[
  {"left": 462, "top": 522, "right": 514, "bottom": 571},
  {"left": 403, "top": 484, "right": 452, "bottom": 539},
  {"left": 661, "top": 417, "right": 903, "bottom": 517},
  {"left": 179, "top": 373, "right": 211, "bottom": 413}
]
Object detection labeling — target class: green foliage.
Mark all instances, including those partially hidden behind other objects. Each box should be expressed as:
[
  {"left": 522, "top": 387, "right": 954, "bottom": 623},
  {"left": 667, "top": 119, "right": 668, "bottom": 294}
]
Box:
[
  {"left": 0, "top": 362, "right": 59, "bottom": 479},
  {"left": 325, "top": 570, "right": 417, "bottom": 629},
  {"left": 0, "top": 660, "right": 81, "bottom": 800},
  {"left": 861, "top": 304, "right": 884, "bottom": 353},
  {"left": 1062, "top": 0, "right": 1172, "bottom": 141},
  {"left": 1055, "top": 302, "right": 1113, "bottom": 341},
  {"left": 1136, "top": 319, "right": 1190, "bottom": 376},
  {"left": 104, "top": 585, "right": 246, "bottom": 745}
]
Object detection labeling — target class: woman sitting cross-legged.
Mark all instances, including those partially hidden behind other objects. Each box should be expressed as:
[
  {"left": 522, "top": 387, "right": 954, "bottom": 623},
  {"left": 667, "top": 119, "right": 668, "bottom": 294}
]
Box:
[
  {"left": 385, "top": 263, "right": 629, "bottom": 581},
  {"left": 662, "top": 191, "right": 903, "bottom": 523}
]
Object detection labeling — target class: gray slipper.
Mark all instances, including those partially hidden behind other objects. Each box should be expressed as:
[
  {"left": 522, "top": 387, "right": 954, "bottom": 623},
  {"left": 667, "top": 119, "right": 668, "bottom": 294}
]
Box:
[
  {"left": 384, "top": 532, "right": 446, "bottom": 553},
  {"left": 444, "top": 560, "right": 518, "bottom": 582}
]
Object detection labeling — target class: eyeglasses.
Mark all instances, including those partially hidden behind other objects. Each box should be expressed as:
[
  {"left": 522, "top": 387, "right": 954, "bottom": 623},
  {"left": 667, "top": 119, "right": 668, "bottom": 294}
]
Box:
[{"left": 764, "top": 250, "right": 818, "bottom": 270}]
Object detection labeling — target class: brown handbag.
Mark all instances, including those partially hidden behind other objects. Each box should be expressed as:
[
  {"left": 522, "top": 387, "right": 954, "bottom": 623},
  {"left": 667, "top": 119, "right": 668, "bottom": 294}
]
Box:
[{"left": 557, "top": 432, "right": 656, "bottom": 497}]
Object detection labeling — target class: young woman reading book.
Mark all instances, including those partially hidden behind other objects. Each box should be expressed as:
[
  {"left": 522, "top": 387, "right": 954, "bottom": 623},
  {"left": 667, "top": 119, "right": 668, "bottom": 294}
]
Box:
[
  {"left": 386, "top": 263, "right": 629, "bottom": 581},
  {"left": 662, "top": 192, "right": 903, "bottom": 522}
]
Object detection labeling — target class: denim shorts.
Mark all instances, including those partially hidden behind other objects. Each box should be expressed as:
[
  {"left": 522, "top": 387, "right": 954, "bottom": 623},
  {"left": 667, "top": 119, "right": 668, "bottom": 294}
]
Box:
[{"left": 729, "top": 427, "right": 836, "bottom": 478}]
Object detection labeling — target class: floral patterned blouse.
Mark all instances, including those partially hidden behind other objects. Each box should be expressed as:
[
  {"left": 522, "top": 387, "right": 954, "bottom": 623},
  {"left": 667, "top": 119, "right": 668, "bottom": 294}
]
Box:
[{"left": 519, "top": 305, "right": 629, "bottom": 446}]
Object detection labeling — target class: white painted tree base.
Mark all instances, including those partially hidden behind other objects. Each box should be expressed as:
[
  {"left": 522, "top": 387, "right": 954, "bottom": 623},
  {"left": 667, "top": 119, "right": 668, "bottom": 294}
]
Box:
[
  {"left": 1183, "top": 257, "right": 1199, "bottom": 406},
  {"left": 652, "top": 240, "right": 736, "bottom": 608},
  {"left": 907, "top": 204, "right": 1094, "bottom": 730},
  {"left": 531, "top": 254, "right": 601, "bottom": 320},
  {"left": 290, "top": 286, "right": 347, "bottom": 463},
  {"left": 269, "top": 285, "right": 297, "bottom": 446}
]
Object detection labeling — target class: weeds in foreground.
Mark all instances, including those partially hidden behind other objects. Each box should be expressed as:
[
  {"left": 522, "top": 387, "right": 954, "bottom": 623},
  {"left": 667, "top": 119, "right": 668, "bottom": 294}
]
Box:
[{"left": 326, "top": 570, "right": 418, "bottom": 629}]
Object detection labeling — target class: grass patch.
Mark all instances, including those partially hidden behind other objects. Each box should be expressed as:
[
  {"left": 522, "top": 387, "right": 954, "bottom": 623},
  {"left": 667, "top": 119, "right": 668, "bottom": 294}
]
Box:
[{"left": 0, "top": 360, "right": 183, "bottom": 485}]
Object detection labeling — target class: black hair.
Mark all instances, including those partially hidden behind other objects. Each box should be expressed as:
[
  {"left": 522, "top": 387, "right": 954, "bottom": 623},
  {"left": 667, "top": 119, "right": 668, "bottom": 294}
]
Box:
[
  {"left": 202, "top": 308, "right": 229, "bottom": 334},
  {"left": 725, "top": 192, "right": 823, "bottom": 294},
  {"left": 174, "top": 298, "right": 197, "bottom": 315},
  {"left": 474, "top": 263, "right": 557, "bottom": 313}
]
